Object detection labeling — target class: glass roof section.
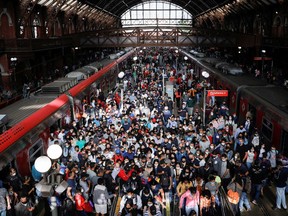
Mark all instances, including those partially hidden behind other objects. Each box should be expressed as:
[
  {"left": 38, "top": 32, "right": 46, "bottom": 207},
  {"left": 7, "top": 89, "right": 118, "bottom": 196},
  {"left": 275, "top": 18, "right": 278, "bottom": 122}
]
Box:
[{"left": 121, "top": 1, "right": 193, "bottom": 27}]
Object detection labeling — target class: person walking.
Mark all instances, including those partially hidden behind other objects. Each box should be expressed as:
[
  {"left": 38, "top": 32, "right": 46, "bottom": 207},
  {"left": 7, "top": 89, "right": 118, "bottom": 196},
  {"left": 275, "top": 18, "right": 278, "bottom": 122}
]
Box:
[
  {"left": 227, "top": 176, "right": 243, "bottom": 216},
  {"left": 179, "top": 187, "right": 200, "bottom": 216},
  {"left": 272, "top": 162, "right": 288, "bottom": 210},
  {"left": 93, "top": 178, "right": 115, "bottom": 216},
  {"left": 0, "top": 180, "right": 11, "bottom": 216}
]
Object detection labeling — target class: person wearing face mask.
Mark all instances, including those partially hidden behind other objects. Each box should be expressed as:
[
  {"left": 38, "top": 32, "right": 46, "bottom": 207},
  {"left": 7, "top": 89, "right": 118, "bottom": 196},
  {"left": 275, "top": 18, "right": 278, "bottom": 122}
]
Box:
[
  {"left": 176, "top": 148, "right": 187, "bottom": 163},
  {"left": 79, "top": 173, "right": 90, "bottom": 200},
  {"left": 74, "top": 187, "right": 93, "bottom": 216},
  {"left": 14, "top": 193, "right": 34, "bottom": 216},
  {"left": 0, "top": 180, "right": 11, "bottom": 216},
  {"left": 267, "top": 147, "right": 278, "bottom": 169},
  {"left": 93, "top": 178, "right": 115, "bottom": 216},
  {"left": 213, "top": 129, "right": 223, "bottom": 145},
  {"left": 173, "top": 162, "right": 183, "bottom": 182},
  {"left": 143, "top": 200, "right": 162, "bottom": 216},
  {"left": 179, "top": 187, "right": 200, "bottom": 216},
  {"left": 119, "top": 189, "right": 142, "bottom": 216},
  {"left": 234, "top": 125, "right": 246, "bottom": 140},
  {"left": 177, "top": 177, "right": 193, "bottom": 198},
  {"left": 216, "top": 154, "right": 231, "bottom": 189},
  {"left": 76, "top": 134, "right": 86, "bottom": 150},
  {"left": 178, "top": 102, "right": 188, "bottom": 122},
  {"left": 6, "top": 168, "right": 22, "bottom": 193},
  {"left": 126, "top": 172, "right": 143, "bottom": 195},
  {"left": 243, "top": 146, "right": 256, "bottom": 170},
  {"left": 140, "top": 188, "right": 154, "bottom": 208},
  {"left": 235, "top": 137, "right": 246, "bottom": 160},
  {"left": 63, "top": 142, "right": 71, "bottom": 159}
]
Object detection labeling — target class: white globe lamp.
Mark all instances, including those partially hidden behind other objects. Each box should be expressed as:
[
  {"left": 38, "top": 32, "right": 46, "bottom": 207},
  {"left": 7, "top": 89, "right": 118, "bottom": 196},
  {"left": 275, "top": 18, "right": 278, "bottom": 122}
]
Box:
[
  {"left": 47, "top": 144, "right": 63, "bottom": 160},
  {"left": 34, "top": 156, "right": 52, "bottom": 173},
  {"left": 118, "top": 71, "right": 125, "bottom": 79},
  {"left": 133, "top": 56, "right": 138, "bottom": 61},
  {"left": 184, "top": 56, "right": 188, "bottom": 61},
  {"left": 202, "top": 71, "right": 210, "bottom": 79}
]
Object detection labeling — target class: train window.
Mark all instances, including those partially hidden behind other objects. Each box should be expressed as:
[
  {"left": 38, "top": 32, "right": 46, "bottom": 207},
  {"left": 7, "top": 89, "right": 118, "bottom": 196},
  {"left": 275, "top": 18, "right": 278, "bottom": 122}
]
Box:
[
  {"left": 261, "top": 118, "right": 273, "bottom": 141},
  {"left": 248, "top": 104, "right": 256, "bottom": 122},
  {"left": 281, "top": 130, "right": 288, "bottom": 156},
  {"left": 29, "top": 139, "right": 43, "bottom": 169}
]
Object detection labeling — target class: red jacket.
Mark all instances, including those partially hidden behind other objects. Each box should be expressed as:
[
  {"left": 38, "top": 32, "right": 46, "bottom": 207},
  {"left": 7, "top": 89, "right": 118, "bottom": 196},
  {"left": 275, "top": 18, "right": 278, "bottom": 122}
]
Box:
[
  {"left": 113, "top": 154, "right": 124, "bottom": 164},
  {"left": 75, "top": 193, "right": 86, "bottom": 211},
  {"left": 117, "top": 168, "right": 134, "bottom": 181}
]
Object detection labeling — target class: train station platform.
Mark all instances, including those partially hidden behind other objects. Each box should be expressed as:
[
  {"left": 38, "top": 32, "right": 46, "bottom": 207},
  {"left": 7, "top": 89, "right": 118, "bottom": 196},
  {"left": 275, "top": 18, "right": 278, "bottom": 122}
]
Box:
[{"left": 241, "top": 185, "right": 288, "bottom": 216}]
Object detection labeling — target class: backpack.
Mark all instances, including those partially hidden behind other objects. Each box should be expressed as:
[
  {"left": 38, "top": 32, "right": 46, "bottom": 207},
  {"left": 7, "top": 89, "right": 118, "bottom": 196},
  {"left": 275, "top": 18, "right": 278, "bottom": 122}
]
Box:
[
  {"left": 160, "top": 173, "right": 170, "bottom": 190},
  {"left": 62, "top": 198, "right": 75, "bottom": 213},
  {"left": 251, "top": 136, "right": 259, "bottom": 147}
]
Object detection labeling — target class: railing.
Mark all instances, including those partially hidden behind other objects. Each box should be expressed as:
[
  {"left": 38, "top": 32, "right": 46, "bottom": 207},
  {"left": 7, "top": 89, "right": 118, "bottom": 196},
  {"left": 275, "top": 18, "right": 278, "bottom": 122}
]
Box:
[
  {"left": 1, "top": 37, "right": 76, "bottom": 52},
  {"left": 109, "top": 188, "right": 120, "bottom": 216},
  {"left": 171, "top": 194, "right": 178, "bottom": 216},
  {"left": 219, "top": 186, "right": 235, "bottom": 216}
]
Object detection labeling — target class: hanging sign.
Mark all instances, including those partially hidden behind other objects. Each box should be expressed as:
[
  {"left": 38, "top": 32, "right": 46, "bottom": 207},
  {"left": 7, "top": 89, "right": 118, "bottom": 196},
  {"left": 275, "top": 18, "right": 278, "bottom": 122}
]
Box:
[{"left": 207, "top": 90, "right": 228, "bottom": 97}]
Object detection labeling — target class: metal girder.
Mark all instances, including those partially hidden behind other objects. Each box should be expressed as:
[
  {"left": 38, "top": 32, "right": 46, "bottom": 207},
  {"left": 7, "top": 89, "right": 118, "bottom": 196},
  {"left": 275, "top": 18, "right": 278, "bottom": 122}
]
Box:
[
  {"left": 45, "top": 0, "right": 67, "bottom": 25},
  {"left": 78, "top": 26, "right": 259, "bottom": 48},
  {"left": 19, "top": 0, "right": 42, "bottom": 24}
]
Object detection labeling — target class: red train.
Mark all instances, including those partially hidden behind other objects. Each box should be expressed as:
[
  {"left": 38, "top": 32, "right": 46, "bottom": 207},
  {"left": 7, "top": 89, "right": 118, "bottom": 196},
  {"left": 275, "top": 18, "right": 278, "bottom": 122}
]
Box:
[
  {"left": 0, "top": 50, "right": 134, "bottom": 176},
  {"left": 182, "top": 50, "right": 288, "bottom": 155}
]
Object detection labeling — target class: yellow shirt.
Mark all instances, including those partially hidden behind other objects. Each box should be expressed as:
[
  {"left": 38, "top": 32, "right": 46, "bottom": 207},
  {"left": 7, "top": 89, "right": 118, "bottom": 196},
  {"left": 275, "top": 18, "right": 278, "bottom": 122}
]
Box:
[{"left": 177, "top": 182, "right": 193, "bottom": 196}]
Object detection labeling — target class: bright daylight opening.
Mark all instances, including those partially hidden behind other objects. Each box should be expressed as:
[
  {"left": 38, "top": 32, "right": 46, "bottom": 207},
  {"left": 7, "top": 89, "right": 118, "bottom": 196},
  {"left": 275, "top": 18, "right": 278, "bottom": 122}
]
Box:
[{"left": 121, "top": 1, "right": 193, "bottom": 28}]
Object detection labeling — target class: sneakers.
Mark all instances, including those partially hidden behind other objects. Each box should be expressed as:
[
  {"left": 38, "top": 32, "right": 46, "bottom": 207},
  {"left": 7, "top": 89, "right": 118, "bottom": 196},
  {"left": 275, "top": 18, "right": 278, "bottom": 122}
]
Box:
[
  {"left": 252, "top": 200, "right": 258, "bottom": 205},
  {"left": 240, "top": 208, "right": 251, "bottom": 212},
  {"left": 272, "top": 206, "right": 281, "bottom": 210}
]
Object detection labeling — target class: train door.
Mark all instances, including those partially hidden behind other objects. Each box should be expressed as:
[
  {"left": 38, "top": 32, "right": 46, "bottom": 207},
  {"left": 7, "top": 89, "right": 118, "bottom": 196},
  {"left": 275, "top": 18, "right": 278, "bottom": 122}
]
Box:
[
  {"left": 248, "top": 103, "right": 257, "bottom": 124},
  {"left": 261, "top": 117, "right": 274, "bottom": 147},
  {"left": 281, "top": 130, "right": 288, "bottom": 156},
  {"left": 29, "top": 139, "right": 44, "bottom": 171}
]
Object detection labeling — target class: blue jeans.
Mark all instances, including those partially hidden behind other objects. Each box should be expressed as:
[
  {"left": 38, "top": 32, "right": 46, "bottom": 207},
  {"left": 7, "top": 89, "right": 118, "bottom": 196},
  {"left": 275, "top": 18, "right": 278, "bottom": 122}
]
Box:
[
  {"left": 239, "top": 192, "right": 251, "bottom": 211},
  {"left": 246, "top": 162, "right": 252, "bottom": 170},
  {"left": 276, "top": 187, "right": 287, "bottom": 209},
  {"left": 0, "top": 210, "right": 6, "bottom": 216},
  {"left": 179, "top": 116, "right": 186, "bottom": 122},
  {"left": 185, "top": 205, "right": 199, "bottom": 216},
  {"left": 251, "top": 184, "right": 262, "bottom": 201}
]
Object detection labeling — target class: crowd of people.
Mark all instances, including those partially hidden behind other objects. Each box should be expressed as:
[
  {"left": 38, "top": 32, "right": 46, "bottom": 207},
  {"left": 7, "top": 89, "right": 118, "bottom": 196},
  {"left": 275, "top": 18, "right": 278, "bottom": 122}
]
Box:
[{"left": 0, "top": 48, "right": 288, "bottom": 216}]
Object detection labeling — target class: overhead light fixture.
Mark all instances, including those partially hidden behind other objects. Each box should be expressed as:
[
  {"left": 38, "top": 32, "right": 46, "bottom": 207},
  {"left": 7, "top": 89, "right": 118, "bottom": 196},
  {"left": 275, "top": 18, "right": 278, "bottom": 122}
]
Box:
[
  {"left": 34, "top": 156, "right": 52, "bottom": 173},
  {"left": 202, "top": 71, "right": 210, "bottom": 78},
  {"left": 118, "top": 71, "right": 125, "bottom": 79},
  {"left": 47, "top": 144, "right": 63, "bottom": 160}
]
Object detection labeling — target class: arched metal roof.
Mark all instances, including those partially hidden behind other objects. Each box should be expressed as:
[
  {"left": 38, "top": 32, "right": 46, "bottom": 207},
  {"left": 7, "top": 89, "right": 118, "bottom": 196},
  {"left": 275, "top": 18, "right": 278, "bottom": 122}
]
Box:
[{"left": 82, "top": 0, "right": 231, "bottom": 18}]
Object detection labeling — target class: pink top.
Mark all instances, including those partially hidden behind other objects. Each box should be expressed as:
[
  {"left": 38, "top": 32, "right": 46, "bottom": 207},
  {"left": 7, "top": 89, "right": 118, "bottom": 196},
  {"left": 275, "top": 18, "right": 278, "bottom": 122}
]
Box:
[{"left": 179, "top": 190, "right": 200, "bottom": 208}]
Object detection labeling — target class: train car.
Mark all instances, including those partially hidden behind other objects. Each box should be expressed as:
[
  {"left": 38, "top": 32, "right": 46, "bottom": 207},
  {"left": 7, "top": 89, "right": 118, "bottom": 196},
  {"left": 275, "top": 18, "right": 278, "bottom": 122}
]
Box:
[
  {"left": 240, "top": 86, "right": 288, "bottom": 154},
  {"left": 182, "top": 49, "right": 288, "bottom": 151},
  {"left": 69, "top": 50, "right": 134, "bottom": 116},
  {"left": 0, "top": 50, "right": 134, "bottom": 177}
]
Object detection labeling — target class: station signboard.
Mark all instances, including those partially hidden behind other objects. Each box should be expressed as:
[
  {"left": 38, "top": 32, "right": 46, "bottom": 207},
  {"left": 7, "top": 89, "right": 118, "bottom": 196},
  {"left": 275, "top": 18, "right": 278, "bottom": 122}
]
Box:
[{"left": 207, "top": 90, "right": 228, "bottom": 97}]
